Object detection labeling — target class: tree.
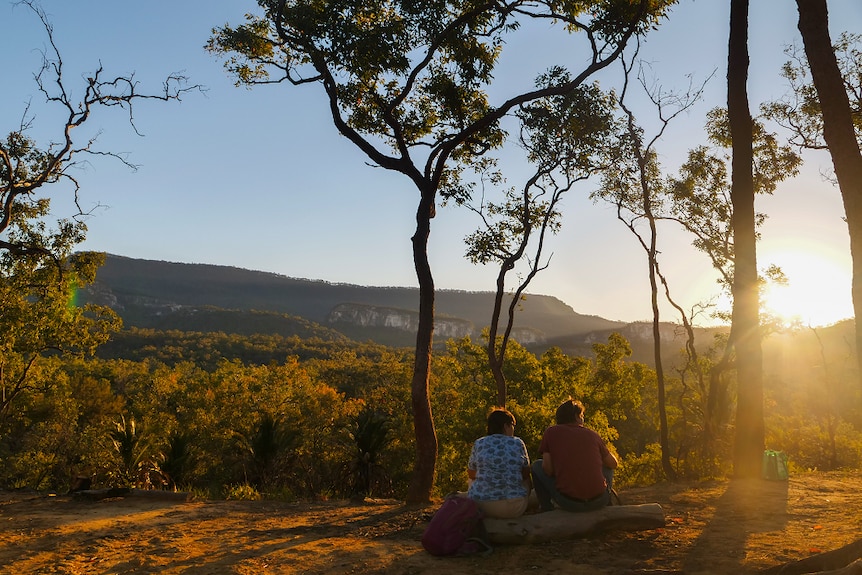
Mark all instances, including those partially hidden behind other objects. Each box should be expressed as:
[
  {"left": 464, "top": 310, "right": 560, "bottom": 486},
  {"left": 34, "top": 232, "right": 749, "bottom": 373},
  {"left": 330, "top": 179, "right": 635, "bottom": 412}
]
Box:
[
  {"left": 0, "top": 250, "right": 120, "bottom": 426},
  {"left": 2, "top": 1, "right": 197, "bottom": 259},
  {"left": 0, "top": 2, "right": 196, "bottom": 426},
  {"left": 666, "top": 109, "right": 799, "bottom": 464},
  {"left": 760, "top": 33, "right": 862, "bottom": 153},
  {"left": 793, "top": 0, "right": 862, "bottom": 379},
  {"left": 241, "top": 412, "right": 300, "bottom": 488},
  {"left": 208, "top": 0, "right": 672, "bottom": 502},
  {"left": 462, "top": 78, "right": 617, "bottom": 407},
  {"left": 596, "top": 54, "right": 710, "bottom": 481},
  {"left": 727, "top": 0, "right": 764, "bottom": 478}
]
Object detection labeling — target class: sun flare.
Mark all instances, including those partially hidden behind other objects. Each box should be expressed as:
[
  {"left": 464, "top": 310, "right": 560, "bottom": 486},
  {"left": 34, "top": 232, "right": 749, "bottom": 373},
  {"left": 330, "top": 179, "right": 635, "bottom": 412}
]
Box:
[{"left": 760, "top": 247, "right": 852, "bottom": 327}]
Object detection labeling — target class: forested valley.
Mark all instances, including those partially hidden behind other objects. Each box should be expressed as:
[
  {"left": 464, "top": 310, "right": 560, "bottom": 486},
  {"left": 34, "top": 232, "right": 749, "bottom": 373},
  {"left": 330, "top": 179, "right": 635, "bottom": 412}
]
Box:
[{"left": 2, "top": 313, "right": 858, "bottom": 502}]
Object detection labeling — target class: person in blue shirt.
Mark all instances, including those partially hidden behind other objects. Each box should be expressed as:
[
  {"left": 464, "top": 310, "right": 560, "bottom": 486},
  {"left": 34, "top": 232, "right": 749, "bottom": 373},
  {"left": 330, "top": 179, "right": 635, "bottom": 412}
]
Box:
[{"left": 466, "top": 408, "right": 532, "bottom": 518}]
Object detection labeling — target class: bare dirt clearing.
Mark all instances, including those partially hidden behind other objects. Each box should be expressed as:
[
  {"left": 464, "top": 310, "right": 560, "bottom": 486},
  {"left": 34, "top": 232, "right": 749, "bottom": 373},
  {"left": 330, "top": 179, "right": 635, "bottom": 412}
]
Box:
[{"left": 2, "top": 470, "right": 861, "bottom": 574}]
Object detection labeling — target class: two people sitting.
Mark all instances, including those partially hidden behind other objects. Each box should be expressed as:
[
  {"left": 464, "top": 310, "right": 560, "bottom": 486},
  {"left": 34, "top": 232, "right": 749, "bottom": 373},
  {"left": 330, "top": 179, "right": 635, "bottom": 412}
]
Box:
[{"left": 466, "top": 399, "right": 618, "bottom": 518}]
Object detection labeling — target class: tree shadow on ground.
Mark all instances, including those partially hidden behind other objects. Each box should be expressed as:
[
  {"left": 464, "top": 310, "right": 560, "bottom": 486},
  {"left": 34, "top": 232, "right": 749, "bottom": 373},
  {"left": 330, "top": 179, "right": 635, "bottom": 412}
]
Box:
[{"left": 683, "top": 478, "right": 789, "bottom": 573}]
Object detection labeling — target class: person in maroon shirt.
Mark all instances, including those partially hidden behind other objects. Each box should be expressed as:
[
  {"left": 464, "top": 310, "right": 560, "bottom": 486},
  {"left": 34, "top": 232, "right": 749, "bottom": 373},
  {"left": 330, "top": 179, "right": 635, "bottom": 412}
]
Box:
[{"left": 531, "top": 399, "right": 618, "bottom": 512}]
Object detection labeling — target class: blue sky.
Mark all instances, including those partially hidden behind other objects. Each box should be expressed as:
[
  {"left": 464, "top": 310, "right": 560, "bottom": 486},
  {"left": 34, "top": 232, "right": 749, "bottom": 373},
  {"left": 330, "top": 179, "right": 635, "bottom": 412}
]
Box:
[{"left": 2, "top": 0, "right": 860, "bottom": 327}]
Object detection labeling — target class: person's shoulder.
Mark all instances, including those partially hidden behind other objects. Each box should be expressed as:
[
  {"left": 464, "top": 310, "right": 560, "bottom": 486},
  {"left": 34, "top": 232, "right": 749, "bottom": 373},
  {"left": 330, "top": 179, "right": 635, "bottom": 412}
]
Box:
[
  {"left": 576, "top": 424, "right": 601, "bottom": 436},
  {"left": 476, "top": 434, "right": 505, "bottom": 445}
]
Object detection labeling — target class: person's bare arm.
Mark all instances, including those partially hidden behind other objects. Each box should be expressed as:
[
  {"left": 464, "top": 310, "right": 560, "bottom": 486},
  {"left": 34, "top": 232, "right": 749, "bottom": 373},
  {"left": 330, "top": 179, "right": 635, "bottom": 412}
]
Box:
[
  {"left": 603, "top": 451, "right": 619, "bottom": 470},
  {"left": 468, "top": 469, "right": 477, "bottom": 480}
]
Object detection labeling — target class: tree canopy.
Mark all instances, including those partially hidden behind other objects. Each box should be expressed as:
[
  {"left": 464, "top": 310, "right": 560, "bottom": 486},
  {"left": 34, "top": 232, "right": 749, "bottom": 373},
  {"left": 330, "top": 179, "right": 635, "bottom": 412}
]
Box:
[{"left": 208, "top": 0, "right": 675, "bottom": 503}]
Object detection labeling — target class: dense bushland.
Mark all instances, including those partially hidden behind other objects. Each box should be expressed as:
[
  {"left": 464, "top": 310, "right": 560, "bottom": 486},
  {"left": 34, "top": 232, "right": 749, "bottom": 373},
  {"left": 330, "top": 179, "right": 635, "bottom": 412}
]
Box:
[{"left": 1, "top": 324, "right": 860, "bottom": 500}]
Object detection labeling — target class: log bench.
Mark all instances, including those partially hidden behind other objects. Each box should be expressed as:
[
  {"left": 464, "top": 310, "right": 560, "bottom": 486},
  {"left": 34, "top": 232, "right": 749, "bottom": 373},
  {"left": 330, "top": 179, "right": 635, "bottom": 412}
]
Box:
[{"left": 483, "top": 503, "right": 665, "bottom": 545}]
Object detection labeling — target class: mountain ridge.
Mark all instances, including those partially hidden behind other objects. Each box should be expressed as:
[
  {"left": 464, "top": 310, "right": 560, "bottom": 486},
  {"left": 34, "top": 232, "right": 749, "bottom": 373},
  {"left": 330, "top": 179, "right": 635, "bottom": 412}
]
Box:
[{"left": 80, "top": 254, "right": 628, "bottom": 350}]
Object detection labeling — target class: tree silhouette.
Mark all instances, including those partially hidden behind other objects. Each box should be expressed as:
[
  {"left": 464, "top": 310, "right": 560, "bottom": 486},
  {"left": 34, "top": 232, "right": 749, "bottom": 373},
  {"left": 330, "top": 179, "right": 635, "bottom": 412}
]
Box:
[
  {"left": 0, "top": 2, "right": 197, "bottom": 425},
  {"left": 727, "top": 0, "right": 764, "bottom": 479},
  {"left": 791, "top": 0, "right": 862, "bottom": 382},
  {"left": 208, "top": 0, "right": 672, "bottom": 502},
  {"left": 463, "top": 78, "right": 617, "bottom": 407}
]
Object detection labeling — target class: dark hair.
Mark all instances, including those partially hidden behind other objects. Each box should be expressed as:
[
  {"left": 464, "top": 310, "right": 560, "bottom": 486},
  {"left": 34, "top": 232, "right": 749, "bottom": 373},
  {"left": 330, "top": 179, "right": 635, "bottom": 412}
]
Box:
[
  {"left": 487, "top": 408, "right": 515, "bottom": 435},
  {"left": 555, "top": 399, "right": 584, "bottom": 425}
]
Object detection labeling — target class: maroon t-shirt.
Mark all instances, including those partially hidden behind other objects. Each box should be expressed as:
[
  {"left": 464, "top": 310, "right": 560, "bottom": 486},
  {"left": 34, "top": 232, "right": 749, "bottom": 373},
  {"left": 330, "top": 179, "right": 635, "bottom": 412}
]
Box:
[{"left": 538, "top": 423, "right": 610, "bottom": 500}]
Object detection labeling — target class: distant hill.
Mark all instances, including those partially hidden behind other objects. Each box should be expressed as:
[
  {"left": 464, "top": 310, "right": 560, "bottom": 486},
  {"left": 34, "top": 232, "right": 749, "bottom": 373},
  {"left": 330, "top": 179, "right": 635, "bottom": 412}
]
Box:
[
  {"left": 80, "top": 254, "right": 627, "bottom": 352},
  {"left": 77, "top": 255, "right": 858, "bottom": 389}
]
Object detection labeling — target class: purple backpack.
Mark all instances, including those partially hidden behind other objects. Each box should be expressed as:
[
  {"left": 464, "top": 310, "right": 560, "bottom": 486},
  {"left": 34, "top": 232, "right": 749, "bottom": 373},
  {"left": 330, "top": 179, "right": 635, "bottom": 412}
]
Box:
[{"left": 421, "top": 496, "right": 492, "bottom": 556}]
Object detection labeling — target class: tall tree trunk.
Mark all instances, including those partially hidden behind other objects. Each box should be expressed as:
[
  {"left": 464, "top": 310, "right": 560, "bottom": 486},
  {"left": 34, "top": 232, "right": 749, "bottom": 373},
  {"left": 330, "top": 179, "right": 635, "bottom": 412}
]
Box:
[
  {"left": 728, "top": 0, "right": 764, "bottom": 478},
  {"left": 406, "top": 190, "right": 438, "bottom": 504},
  {"left": 488, "top": 266, "right": 509, "bottom": 408},
  {"left": 796, "top": 0, "right": 862, "bottom": 379},
  {"left": 648, "top": 237, "right": 675, "bottom": 479},
  {"left": 640, "top": 155, "right": 674, "bottom": 480}
]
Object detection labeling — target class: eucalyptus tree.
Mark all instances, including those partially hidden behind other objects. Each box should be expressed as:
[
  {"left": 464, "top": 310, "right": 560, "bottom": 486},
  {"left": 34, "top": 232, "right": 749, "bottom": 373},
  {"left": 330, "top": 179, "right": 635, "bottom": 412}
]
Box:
[
  {"left": 761, "top": 32, "right": 862, "bottom": 153},
  {"left": 461, "top": 76, "right": 618, "bottom": 408},
  {"left": 796, "top": 5, "right": 862, "bottom": 379},
  {"left": 667, "top": 109, "right": 799, "bottom": 460},
  {"left": 598, "top": 48, "right": 799, "bottom": 477},
  {"left": 763, "top": 2, "right": 862, "bottom": 376},
  {"left": 2, "top": 1, "right": 196, "bottom": 259},
  {"left": 0, "top": 2, "right": 195, "bottom": 426},
  {"left": 726, "top": 0, "right": 765, "bottom": 478},
  {"left": 207, "top": 0, "right": 673, "bottom": 502},
  {"left": 595, "top": 55, "right": 709, "bottom": 480}
]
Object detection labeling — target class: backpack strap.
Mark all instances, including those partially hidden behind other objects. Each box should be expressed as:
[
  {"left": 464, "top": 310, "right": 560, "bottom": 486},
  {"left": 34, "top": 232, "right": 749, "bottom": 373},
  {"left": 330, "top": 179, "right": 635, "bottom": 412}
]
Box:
[{"left": 458, "top": 536, "right": 494, "bottom": 557}]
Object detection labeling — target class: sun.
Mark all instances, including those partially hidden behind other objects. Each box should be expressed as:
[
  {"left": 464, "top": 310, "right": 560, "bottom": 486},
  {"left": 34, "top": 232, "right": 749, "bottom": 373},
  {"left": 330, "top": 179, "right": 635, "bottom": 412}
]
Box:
[{"left": 760, "top": 247, "right": 853, "bottom": 327}]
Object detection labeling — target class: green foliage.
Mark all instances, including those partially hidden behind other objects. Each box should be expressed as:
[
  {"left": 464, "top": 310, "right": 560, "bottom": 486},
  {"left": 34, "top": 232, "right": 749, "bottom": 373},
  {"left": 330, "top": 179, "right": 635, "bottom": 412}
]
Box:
[
  {"left": 158, "top": 432, "right": 195, "bottom": 491},
  {"left": 207, "top": 0, "right": 520, "bottom": 168},
  {"left": 618, "top": 443, "right": 664, "bottom": 487},
  {"left": 108, "top": 415, "right": 157, "bottom": 488},
  {"left": 761, "top": 32, "right": 862, "bottom": 151},
  {"left": 239, "top": 412, "right": 301, "bottom": 489},
  {"left": 96, "top": 327, "right": 370, "bottom": 369},
  {"left": 461, "top": 79, "right": 618, "bottom": 267},
  {"left": 664, "top": 108, "right": 801, "bottom": 292},
  {"left": 343, "top": 409, "right": 394, "bottom": 500},
  {"left": 2, "top": 315, "right": 859, "bottom": 497},
  {"left": 0, "top": 249, "right": 121, "bottom": 425},
  {"left": 225, "top": 482, "right": 262, "bottom": 501}
]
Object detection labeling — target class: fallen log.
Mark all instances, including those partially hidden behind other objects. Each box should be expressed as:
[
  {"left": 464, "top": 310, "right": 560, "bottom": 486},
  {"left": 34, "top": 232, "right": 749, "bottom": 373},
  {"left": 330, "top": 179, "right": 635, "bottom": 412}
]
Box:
[
  {"left": 819, "top": 559, "right": 862, "bottom": 575},
  {"left": 484, "top": 503, "right": 665, "bottom": 545},
  {"left": 760, "top": 539, "right": 862, "bottom": 575},
  {"left": 72, "top": 488, "right": 194, "bottom": 502}
]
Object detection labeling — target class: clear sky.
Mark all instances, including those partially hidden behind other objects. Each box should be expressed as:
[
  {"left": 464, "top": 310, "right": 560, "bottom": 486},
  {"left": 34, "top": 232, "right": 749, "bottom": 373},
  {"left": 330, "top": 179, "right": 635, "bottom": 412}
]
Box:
[{"left": 2, "top": 0, "right": 860, "bottom": 328}]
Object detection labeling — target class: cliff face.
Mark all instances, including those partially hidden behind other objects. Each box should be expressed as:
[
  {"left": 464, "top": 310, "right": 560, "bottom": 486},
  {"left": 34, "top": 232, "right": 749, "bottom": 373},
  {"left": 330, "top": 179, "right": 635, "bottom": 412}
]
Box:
[
  {"left": 79, "top": 254, "right": 638, "bottom": 351},
  {"left": 327, "top": 303, "right": 475, "bottom": 339},
  {"left": 327, "top": 303, "right": 551, "bottom": 344},
  {"left": 584, "top": 321, "right": 680, "bottom": 344}
]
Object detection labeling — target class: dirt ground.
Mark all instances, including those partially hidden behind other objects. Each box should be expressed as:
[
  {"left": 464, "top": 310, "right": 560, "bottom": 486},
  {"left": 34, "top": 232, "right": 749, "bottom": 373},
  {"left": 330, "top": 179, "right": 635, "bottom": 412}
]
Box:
[{"left": 1, "top": 470, "right": 861, "bottom": 575}]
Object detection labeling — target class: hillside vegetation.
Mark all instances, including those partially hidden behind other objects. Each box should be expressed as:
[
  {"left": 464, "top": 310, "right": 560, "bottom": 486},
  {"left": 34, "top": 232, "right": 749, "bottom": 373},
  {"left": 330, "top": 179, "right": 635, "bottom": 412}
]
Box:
[
  {"left": 4, "top": 253, "right": 859, "bottom": 510},
  {"left": 80, "top": 254, "right": 625, "bottom": 350}
]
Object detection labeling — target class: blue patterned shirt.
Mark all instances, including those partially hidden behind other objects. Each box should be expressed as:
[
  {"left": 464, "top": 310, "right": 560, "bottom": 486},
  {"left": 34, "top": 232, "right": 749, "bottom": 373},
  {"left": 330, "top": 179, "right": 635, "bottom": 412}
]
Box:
[{"left": 467, "top": 434, "right": 530, "bottom": 501}]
